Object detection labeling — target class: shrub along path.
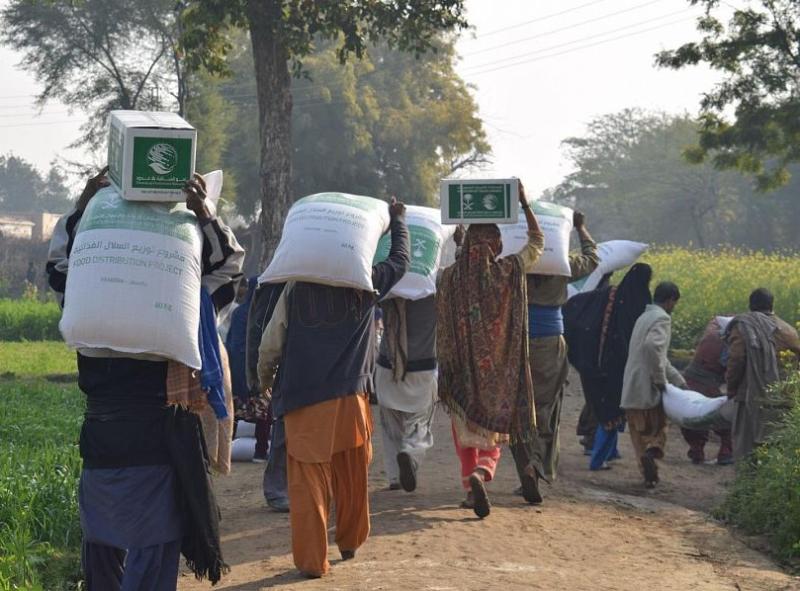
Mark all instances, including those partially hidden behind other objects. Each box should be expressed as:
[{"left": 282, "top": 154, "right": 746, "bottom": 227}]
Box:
[{"left": 178, "top": 372, "right": 797, "bottom": 591}]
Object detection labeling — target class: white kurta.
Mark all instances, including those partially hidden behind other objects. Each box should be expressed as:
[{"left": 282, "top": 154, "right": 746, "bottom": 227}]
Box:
[{"left": 375, "top": 366, "right": 437, "bottom": 413}]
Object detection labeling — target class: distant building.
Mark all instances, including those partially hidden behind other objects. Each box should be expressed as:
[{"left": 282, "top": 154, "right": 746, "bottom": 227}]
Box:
[
  {"left": 0, "top": 212, "right": 61, "bottom": 241},
  {"left": 0, "top": 216, "right": 35, "bottom": 240}
]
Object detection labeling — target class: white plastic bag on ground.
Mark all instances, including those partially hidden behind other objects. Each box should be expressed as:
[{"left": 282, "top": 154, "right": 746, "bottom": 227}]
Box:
[
  {"left": 663, "top": 384, "right": 730, "bottom": 430},
  {"left": 374, "top": 206, "right": 454, "bottom": 300},
  {"left": 231, "top": 437, "right": 257, "bottom": 462},
  {"left": 499, "top": 201, "right": 573, "bottom": 276},
  {"left": 259, "top": 193, "right": 390, "bottom": 291},
  {"left": 235, "top": 420, "right": 256, "bottom": 438},
  {"left": 59, "top": 185, "right": 203, "bottom": 367},
  {"left": 568, "top": 240, "right": 649, "bottom": 297}
]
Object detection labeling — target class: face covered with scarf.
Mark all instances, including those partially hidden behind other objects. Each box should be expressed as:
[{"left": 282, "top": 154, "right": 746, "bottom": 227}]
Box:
[{"left": 464, "top": 224, "right": 503, "bottom": 259}]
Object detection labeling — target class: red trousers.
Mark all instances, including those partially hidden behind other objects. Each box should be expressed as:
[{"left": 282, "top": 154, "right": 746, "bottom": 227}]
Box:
[{"left": 452, "top": 423, "right": 502, "bottom": 490}]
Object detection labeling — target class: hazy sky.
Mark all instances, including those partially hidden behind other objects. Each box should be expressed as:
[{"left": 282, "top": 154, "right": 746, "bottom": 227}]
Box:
[{"left": 0, "top": 0, "right": 718, "bottom": 197}]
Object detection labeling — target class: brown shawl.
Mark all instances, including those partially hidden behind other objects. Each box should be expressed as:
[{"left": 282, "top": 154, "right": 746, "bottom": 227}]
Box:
[
  {"left": 436, "top": 224, "right": 536, "bottom": 443},
  {"left": 381, "top": 298, "right": 409, "bottom": 381}
]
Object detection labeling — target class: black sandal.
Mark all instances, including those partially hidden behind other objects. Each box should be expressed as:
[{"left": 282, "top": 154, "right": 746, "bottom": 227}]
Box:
[{"left": 469, "top": 473, "right": 491, "bottom": 519}]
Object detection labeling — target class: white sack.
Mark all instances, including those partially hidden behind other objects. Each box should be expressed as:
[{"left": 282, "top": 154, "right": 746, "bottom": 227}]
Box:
[
  {"left": 231, "top": 437, "right": 257, "bottom": 462},
  {"left": 202, "top": 169, "right": 223, "bottom": 216},
  {"left": 374, "top": 206, "right": 454, "bottom": 300},
  {"left": 259, "top": 193, "right": 390, "bottom": 291},
  {"left": 663, "top": 384, "right": 730, "bottom": 430},
  {"left": 235, "top": 420, "right": 256, "bottom": 439},
  {"left": 439, "top": 235, "right": 457, "bottom": 270},
  {"left": 568, "top": 240, "right": 649, "bottom": 297},
  {"left": 716, "top": 316, "right": 733, "bottom": 334},
  {"left": 499, "top": 201, "right": 573, "bottom": 276},
  {"left": 60, "top": 186, "right": 203, "bottom": 367}
]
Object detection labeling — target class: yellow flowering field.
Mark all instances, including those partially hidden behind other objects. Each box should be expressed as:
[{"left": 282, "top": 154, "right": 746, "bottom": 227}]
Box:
[{"left": 642, "top": 248, "right": 800, "bottom": 349}]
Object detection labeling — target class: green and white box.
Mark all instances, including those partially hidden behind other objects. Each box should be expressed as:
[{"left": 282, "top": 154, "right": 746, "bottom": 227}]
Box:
[
  {"left": 440, "top": 178, "right": 519, "bottom": 224},
  {"left": 107, "top": 110, "right": 197, "bottom": 202}
]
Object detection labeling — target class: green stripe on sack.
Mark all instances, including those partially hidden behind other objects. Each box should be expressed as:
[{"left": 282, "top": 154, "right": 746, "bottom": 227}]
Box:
[
  {"left": 374, "top": 224, "right": 440, "bottom": 276},
  {"left": 78, "top": 188, "right": 199, "bottom": 244},
  {"left": 530, "top": 200, "right": 572, "bottom": 221}
]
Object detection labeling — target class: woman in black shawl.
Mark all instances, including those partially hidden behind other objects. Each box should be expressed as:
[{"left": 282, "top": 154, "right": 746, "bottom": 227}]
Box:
[{"left": 564, "top": 263, "right": 652, "bottom": 470}]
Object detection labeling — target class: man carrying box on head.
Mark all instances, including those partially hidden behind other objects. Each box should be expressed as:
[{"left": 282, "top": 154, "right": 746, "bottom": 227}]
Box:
[
  {"left": 47, "top": 167, "right": 244, "bottom": 590},
  {"left": 510, "top": 210, "right": 599, "bottom": 503},
  {"left": 257, "top": 197, "right": 410, "bottom": 579}
]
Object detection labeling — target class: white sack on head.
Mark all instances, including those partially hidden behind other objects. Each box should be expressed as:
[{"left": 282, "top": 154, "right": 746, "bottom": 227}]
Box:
[
  {"left": 374, "top": 205, "right": 454, "bottom": 300},
  {"left": 568, "top": 240, "right": 649, "bottom": 296},
  {"left": 59, "top": 185, "right": 203, "bottom": 367},
  {"left": 258, "top": 193, "right": 390, "bottom": 291},
  {"left": 499, "top": 201, "right": 573, "bottom": 276},
  {"left": 439, "top": 234, "right": 457, "bottom": 270},
  {"left": 663, "top": 384, "right": 730, "bottom": 430}
]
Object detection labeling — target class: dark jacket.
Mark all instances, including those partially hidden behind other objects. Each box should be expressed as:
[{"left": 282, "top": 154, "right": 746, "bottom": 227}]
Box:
[
  {"left": 259, "top": 214, "right": 409, "bottom": 417},
  {"left": 46, "top": 206, "right": 244, "bottom": 467}
]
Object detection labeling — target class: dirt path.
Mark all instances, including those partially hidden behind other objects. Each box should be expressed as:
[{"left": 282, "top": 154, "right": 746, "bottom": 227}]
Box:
[{"left": 179, "top": 373, "right": 798, "bottom": 590}]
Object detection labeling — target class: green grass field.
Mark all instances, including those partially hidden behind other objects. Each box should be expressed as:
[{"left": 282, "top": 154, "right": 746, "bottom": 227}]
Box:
[
  {"left": 0, "top": 379, "right": 83, "bottom": 590},
  {"left": 0, "top": 300, "right": 61, "bottom": 342},
  {"left": 0, "top": 342, "right": 76, "bottom": 379},
  {"left": 0, "top": 340, "right": 81, "bottom": 589}
]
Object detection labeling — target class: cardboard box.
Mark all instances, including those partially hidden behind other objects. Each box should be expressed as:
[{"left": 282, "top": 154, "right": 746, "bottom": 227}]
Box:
[
  {"left": 107, "top": 111, "right": 196, "bottom": 201},
  {"left": 440, "top": 178, "right": 519, "bottom": 224}
]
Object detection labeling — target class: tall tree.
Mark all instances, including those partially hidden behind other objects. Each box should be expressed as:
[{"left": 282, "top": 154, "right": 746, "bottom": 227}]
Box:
[
  {"left": 656, "top": 0, "right": 800, "bottom": 190},
  {"left": 555, "top": 110, "right": 743, "bottom": 248},
  {"left": 1, "top": 0, "right": 189, "bottom": 147},
  {"left": 216, "top": 35, "right": 489, "bottom": 218},
  {"left": 180, "top": 0, "right": 468, "bottom": 265},
  {"left": 185, "top": 71, "right": 238, "bottom": 206}
]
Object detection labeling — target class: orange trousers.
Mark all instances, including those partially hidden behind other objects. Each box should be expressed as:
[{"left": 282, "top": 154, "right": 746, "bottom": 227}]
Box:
[{"left": 287, "top": 443, "right": 371, "bottom": 576}]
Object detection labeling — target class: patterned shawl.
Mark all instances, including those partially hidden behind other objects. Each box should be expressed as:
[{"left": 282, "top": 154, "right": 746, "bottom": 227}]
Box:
[{"left": 436, "top": 224, "right": 535, "bottom": 444}]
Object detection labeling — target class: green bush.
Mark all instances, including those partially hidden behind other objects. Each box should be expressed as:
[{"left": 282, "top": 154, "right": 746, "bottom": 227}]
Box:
[
  {"left": 0, "top": 381, "right": 83, "bottom": 590},
  {"left": 719, "top": 371, "right": 800, "bottom": 561},
  {"left": 0, "top": 300, "right": 61, "bottom": 341}
]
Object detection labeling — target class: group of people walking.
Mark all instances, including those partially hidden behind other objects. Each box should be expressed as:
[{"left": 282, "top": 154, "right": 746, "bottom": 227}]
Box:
[{"left": 47, "top": 168, "right": 800, "bottom": 587}]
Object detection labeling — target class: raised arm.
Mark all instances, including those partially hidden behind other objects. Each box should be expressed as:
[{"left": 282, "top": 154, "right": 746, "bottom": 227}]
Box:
[
  {"left": 569, "top": 211, "right": 599, "bottom": 280},
  {"left": 515, "top": 181, "right": 545, "bottom": 273},
  {"left": 46, "top": 167, "right": 110, "bottom": 306},
  {"left": 371, "top": 197, "right": 410, "bottom": 299},
  {"left": 184, "top": 174, "right": 245, "bottom": 311}
]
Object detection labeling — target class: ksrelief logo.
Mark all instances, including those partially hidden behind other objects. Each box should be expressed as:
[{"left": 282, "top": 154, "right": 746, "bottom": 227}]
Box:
[
  {"left": 147, "top": 143, "right": 179, "bottom": 175},
  {"left": 413, "top": 238, "right": 427, "bottom": 258}
]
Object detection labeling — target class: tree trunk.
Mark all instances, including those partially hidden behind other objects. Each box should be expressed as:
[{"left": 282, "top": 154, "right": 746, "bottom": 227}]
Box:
[{"left": 247, "top": 1, "right": 293, "bottom": 270}]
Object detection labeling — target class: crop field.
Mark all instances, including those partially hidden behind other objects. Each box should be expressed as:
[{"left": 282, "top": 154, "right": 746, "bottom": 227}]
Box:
[
  {"left": 0, "top": 247, "right": 798, "bottom": 587},
  {"left": 0, "top": 379, "right": 83, "bottom": 590},
  {"left": 0, "top": 300, "right": 61, "bottom": 342},
  {"left": 641, "top": 248, "right": 800, "bottom": 349},
  {"left": 0, "top": 342, "right": 76, "bottom": 379}
]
